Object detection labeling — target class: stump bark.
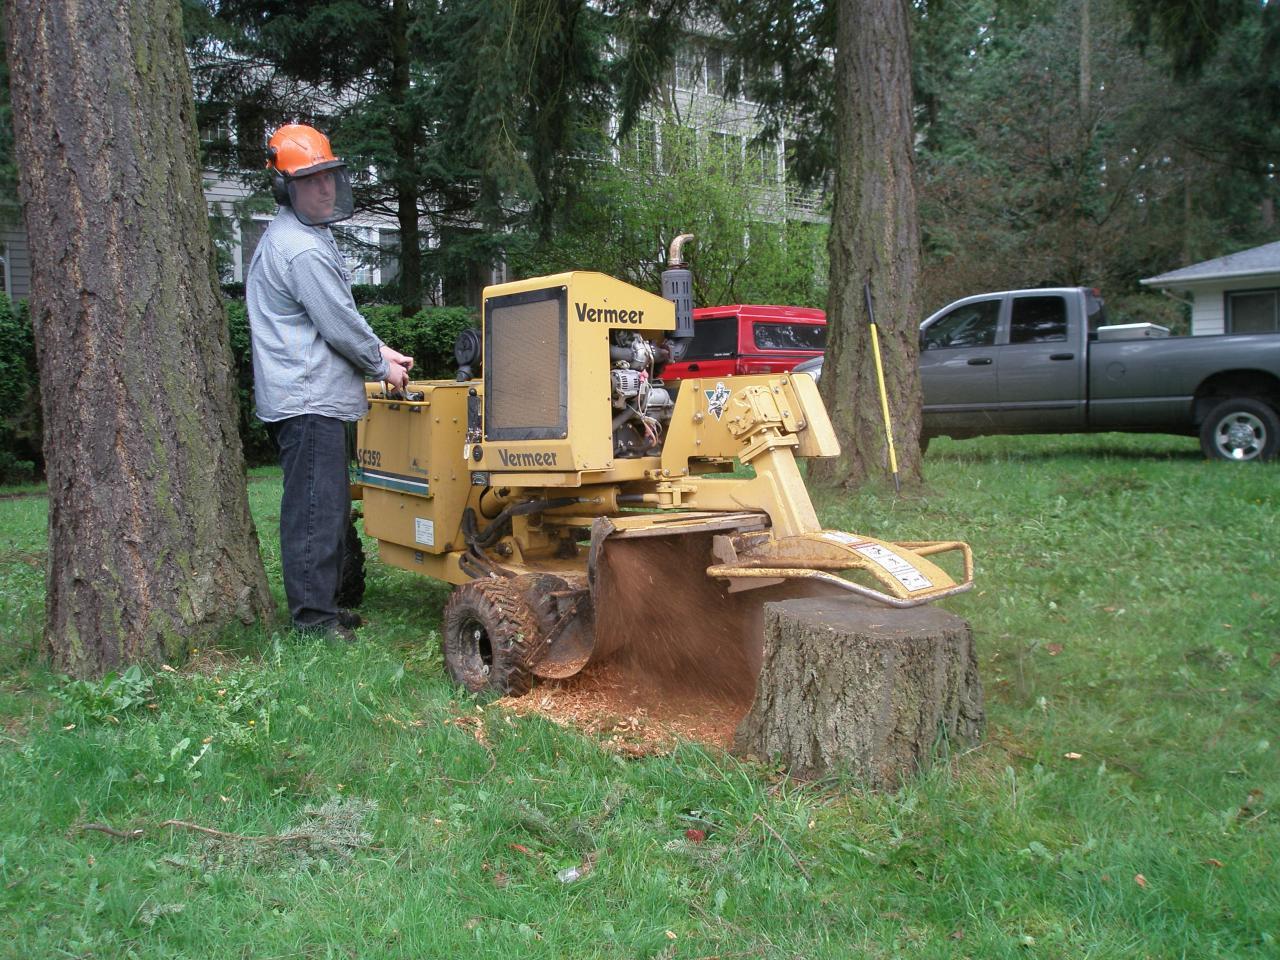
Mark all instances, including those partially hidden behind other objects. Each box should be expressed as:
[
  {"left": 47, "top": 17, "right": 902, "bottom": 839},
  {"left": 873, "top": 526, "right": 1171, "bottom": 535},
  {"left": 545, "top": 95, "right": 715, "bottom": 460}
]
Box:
[{"left": 734, "top": 597, "right": 983, "bottom": 788}]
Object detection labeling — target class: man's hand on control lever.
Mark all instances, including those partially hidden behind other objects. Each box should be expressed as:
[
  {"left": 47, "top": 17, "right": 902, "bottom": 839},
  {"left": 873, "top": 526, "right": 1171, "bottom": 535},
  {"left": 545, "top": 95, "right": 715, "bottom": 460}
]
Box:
[{"left": 381, "top": 345, "right": 414, "bottom": 391}]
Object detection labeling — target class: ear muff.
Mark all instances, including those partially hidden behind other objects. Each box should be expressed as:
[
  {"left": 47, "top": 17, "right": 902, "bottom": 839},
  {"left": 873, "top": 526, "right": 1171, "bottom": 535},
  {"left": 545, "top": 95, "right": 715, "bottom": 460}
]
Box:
[
  {"left": 267, "top": 145, "right": 291, "bottom": 205},
  {"left": 271, "top": 171, "right": 290, "bottom": 205}
]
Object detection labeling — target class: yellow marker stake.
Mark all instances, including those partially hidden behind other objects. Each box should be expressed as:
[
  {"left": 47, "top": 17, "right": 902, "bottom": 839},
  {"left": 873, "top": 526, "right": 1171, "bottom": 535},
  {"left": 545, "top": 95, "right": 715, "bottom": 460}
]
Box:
[{"left": 864, "top": 283, "right": 900, "bottom": 493}]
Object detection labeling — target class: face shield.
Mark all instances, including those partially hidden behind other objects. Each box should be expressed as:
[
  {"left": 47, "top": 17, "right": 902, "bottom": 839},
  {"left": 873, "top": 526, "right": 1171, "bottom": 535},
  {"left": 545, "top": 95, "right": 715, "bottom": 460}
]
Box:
[{"left": 286, "top": 163, "right": 354, "bottom": 226}]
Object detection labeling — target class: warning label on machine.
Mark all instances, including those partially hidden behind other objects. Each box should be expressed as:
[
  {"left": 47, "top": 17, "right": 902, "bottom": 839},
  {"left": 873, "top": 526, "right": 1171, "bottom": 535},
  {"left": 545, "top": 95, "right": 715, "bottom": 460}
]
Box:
[
  {"left": 415, "top": 518, "right": 435, "bottom": 547},
  {"left": 854, "top": 543, "right": 932, "bottom": 592}
]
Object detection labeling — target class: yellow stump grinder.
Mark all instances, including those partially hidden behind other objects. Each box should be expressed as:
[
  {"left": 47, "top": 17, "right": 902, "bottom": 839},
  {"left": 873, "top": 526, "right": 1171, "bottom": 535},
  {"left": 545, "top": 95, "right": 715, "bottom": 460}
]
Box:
[{"left": 353, "top": 240, "right": 973, "bottom": 699}]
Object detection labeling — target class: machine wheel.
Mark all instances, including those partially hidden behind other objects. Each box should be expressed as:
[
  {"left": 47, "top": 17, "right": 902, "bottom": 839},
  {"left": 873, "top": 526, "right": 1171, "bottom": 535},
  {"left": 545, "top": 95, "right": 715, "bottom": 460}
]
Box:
[
  {"left": 1199, "top": 398, "right": 1280, "bottom": 462},
  {"left": 335, "top": 510, "right": 366, "bottom": 608},
  {"left": 441, "top": 579, "right": 544, "bottom": 695}
]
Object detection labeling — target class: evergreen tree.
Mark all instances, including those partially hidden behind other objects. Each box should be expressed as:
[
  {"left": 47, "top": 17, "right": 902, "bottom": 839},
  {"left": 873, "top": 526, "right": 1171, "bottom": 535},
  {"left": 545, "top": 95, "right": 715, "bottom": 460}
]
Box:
[
  {"left": 198, "top": 0, "right": 613, "bottom": 315},
  {"left": 912, "top": 0, "right": 1278, "bottom": 319}
]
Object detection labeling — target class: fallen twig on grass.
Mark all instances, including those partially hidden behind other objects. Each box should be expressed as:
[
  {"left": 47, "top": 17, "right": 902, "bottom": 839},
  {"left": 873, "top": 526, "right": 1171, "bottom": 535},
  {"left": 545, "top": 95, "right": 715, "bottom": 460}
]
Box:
[
  {"left": 160, "top": 819, "right": 352, "bottom": 846},
  {"left": 1239, "top": 808, "right": 1268, "bottom": 827},
  {"left": 440, "top": 712, "right": 498, "bottom": 785},
  {"left": 752, "top": 813, "right": 811, "bottom": 881},
  {"left": 75, "top": 819, "right": 365, "bottom": 848},
  {"left": 73, "top": 800, "right": 381, "bottom": 863},
  {"left": 79, "top": 822, "right": 145, "bottom": 840}
]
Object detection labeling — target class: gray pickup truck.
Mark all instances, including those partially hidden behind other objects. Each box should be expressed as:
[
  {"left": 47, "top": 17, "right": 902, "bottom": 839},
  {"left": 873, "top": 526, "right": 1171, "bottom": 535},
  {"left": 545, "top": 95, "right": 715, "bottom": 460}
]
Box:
[{"left": 797, "top": 287, "right": 1280, "bottom": 461}]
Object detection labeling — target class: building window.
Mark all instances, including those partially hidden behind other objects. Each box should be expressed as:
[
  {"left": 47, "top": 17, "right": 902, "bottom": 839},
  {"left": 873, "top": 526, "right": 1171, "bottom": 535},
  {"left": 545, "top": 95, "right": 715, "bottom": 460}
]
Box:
[
  {"left": 708, "top": 131, "right": 741, "bottom": 173},
  {"left": 333, "top": 226, "right": 378, "bottom": 286},
  {"left": 661, "top": 124, "right": 697, "bottom": 174},
  {"left": 198, "top": 103, "right": 232, "bottom": 148},
  {"left": 1227, "top": 289, "right": 1279, "bottom": 333},
  {"left": 748, "top": 139, "right": 779, "bottom": 184},
  {"left": 378, "top": 229, "right": 400, "bottom": 284},
  {"left": 783, "top": 138, "right": 801, "bottom": 185},
  {"left": 623, "top": 118, "right": 657, "bottom": 171},
  {"left": 673, "top": 45, "right": 700, "bottom": 91},
  {"left": 706, "top": 46, "right": 731, "bottom": 96},
  {"left": 0, "top": 245, "right": 8, "bottom": 294}
]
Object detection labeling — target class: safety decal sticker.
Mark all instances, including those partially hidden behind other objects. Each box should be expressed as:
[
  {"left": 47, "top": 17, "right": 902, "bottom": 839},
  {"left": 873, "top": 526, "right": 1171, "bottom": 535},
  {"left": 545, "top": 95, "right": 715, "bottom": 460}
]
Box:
[
  {"left": 821, "top": 531, "right": 867, "bottom": 546},
  {"left": 415, "top": 518, "right": 435, "bottom": 547},
  {"left": 854, "top": 543, "right": 933, "bottom": 592},
  {"left": 705, "top": 382, "right": 731, "bottom": 421}
]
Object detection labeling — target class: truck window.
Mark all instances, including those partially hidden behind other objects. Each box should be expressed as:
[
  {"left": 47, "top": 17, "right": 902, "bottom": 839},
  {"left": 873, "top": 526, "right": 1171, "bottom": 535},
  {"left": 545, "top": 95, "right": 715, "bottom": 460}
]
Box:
[
  {"left": 921, "top": 300, "right": 999, "bottom": 350},
  {"left": 684, "top": 316, "right": 739, "bottom": 360},
  {"left": 752, "top": 322, "right": 827, "bottom": 351},
  {"left": 1010, "top": 295, "right": 1068, "bottom": 344}
]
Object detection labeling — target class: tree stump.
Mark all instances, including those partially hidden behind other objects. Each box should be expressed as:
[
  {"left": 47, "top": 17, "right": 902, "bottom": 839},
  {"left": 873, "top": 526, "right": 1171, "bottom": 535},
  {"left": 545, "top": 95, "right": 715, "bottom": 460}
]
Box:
[{"left": 733, "top": 597, "right": 983, "bottom": 788}]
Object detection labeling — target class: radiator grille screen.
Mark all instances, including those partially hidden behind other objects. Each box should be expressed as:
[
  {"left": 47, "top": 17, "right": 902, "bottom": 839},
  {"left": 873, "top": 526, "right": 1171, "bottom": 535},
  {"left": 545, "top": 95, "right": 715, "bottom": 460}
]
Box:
[{"left": 484, "top": 287, "right": 567, "bottom": 440}]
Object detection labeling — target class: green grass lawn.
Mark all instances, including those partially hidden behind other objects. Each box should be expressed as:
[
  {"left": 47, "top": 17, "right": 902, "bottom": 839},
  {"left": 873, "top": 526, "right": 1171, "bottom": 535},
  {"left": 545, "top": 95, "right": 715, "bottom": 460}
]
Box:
[{"left": 0, "top": 433, "right": 1276, "bottom": 958}]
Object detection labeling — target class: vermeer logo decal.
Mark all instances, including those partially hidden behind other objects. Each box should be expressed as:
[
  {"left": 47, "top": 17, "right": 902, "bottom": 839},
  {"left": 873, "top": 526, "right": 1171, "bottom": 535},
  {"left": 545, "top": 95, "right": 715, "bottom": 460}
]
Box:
[
  {"left": 497, "top": 448, "right": 559, "bottom": 467},
  {"left": 705, "top": 382, "right": 731, "bottom": 421},
  {"left": 575, "top": 302, "right": 645, "bottom": 325}
]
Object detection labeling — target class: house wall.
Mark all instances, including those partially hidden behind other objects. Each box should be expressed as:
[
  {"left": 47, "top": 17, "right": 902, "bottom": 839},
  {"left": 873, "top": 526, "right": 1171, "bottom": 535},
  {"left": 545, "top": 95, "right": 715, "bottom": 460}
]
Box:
[
  {"left": 1187, "top": 272, "right": 1280, "bottom": 335},
  {"left": 1191, "top": 285, "right": 1226, "bottom": 336}
]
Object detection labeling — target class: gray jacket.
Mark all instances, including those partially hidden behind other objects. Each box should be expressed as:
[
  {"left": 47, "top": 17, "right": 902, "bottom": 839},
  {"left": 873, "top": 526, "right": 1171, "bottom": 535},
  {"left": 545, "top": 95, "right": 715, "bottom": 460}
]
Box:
[{"left": 246, "top": 208, "right": 390, "bottom": 422}]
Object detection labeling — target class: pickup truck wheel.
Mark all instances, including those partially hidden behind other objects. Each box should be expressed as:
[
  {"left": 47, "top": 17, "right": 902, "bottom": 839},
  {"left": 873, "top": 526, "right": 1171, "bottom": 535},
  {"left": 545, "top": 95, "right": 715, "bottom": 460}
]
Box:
[{"left": 1199, "top": 398, "right": 1280, "bottom": 462}]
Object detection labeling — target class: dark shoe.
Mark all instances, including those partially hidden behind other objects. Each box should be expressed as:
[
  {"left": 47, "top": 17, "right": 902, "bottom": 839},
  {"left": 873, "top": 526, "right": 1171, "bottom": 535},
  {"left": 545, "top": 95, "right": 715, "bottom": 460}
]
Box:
[
  {"left": 294, "top": 621, "right": 358, "bottom": 644},
  {"left": 337, "top": 609, "right": 363, "bottom": 629},
  {"left": 328, "top": 623, "right": 358, "bottom": 644}
]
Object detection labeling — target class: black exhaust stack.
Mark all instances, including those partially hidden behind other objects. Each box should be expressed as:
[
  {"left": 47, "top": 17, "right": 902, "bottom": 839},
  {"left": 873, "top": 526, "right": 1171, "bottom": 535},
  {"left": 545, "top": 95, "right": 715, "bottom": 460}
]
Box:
[{"left": 661, "top": 233, "right": 695, "bottom": 362}]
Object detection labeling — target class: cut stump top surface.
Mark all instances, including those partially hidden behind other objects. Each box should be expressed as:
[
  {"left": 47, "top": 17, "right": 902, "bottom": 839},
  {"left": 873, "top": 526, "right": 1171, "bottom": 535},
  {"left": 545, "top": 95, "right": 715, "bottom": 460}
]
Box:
[{"left": 763, "top": 595, "right": 968, "bottom": 639}]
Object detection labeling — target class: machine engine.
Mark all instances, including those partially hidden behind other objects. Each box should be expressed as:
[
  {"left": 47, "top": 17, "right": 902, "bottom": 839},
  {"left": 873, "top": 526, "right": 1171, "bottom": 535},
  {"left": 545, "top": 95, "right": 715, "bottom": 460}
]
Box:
[{"left": 610, "top": 331, "right": 675, "bottom": 457}]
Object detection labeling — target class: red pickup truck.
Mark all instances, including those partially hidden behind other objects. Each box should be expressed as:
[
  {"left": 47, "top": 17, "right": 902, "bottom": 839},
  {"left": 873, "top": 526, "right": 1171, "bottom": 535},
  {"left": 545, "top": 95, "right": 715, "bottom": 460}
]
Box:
[{"left": 661, "top": 304, "right": 827, "bottom": 380}]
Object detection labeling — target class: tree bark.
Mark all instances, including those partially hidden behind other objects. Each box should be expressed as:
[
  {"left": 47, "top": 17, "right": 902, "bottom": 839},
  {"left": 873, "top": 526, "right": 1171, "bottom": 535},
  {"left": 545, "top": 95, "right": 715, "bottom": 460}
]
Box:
[
  {"left": 734, "top": 597, "right": 983, "bottom": 787},
  {"left": 811, "top": 0, "right": 924, "bottom": 489},
  {"left": 5, "top": 0, "right": 273, "bottom": 676}
]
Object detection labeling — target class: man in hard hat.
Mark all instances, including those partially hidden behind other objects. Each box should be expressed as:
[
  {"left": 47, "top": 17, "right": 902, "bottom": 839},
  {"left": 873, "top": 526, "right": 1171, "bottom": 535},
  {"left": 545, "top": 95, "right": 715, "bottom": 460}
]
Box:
[{"left": 247, "top": 123, "right": 413, "bottom": 640}]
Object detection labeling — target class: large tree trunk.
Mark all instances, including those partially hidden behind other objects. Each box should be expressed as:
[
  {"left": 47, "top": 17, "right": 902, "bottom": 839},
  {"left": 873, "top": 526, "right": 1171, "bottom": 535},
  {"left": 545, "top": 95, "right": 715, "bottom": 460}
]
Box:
[
  {"left": 5, "top": 0, "right": 273, "bottom": 676},
  {"left": 735, "top": 597, "right": 984, "bottom": 787},
  {"left": 812, "top": 0, "right": 924, "bottom": 490}
]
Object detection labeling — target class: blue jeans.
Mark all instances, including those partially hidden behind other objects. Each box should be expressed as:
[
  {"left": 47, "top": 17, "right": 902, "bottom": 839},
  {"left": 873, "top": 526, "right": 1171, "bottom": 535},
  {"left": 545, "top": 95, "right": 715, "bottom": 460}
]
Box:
[{"left": 269, "top": 414, "right": 350, "bottom": 629}]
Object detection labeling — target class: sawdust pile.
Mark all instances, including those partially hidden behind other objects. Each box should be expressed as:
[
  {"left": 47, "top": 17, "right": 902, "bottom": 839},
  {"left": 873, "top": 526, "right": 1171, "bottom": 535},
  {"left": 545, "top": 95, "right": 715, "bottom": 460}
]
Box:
[
  {"left": 502, "top": 662, "right": 747, "bottom": 753},
  {"left": 501, "top": 533, "right": 762, "bottom": 751},
  {"left": 502, "top": 532, "right": 848, "bottom": 753}
]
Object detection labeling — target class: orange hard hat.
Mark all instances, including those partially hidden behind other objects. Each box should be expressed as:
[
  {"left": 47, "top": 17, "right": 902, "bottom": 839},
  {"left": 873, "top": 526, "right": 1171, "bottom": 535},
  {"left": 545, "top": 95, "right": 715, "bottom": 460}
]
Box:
[{"left": 266, "top": 123, "right": 345, "bottom": 178}]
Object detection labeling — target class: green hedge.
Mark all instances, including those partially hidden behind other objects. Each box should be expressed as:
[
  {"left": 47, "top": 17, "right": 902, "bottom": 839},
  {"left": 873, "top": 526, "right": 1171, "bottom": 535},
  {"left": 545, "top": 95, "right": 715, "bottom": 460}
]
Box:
[
  {"left": 3, "top": 297, "right": 478, "bottom": 476},
  {"left": 0, "top": 296, "right": 40, "bottom": 484}
]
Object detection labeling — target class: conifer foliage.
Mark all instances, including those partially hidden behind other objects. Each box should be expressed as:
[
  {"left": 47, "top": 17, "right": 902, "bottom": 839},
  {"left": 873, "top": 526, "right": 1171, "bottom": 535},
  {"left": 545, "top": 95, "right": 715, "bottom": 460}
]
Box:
[{"left": 197, "top": 0, "right": 614, "bottom": 314}]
